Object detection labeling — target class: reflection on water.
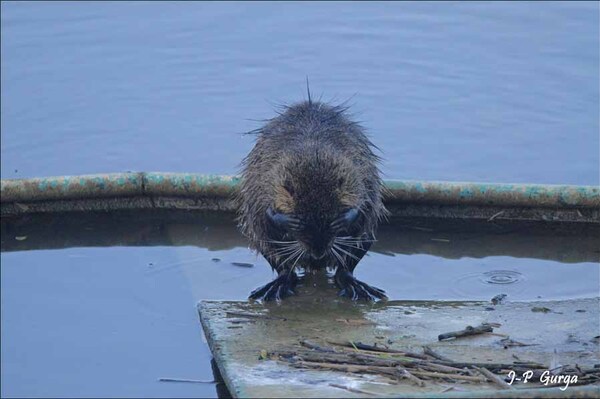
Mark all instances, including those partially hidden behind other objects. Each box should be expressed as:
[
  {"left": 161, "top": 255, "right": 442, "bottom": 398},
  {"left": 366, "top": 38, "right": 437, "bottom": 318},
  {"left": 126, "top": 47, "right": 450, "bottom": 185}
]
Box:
[
  {"left": 2, "top": 210, "right": 599, "bottom": 263},
  {"left": 2, "top": 209, "right": 598, "bottom": 300}
]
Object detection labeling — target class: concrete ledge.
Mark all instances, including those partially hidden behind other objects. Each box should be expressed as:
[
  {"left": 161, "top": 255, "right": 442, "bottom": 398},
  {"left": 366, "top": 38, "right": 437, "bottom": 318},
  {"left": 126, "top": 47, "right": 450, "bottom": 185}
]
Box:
[{"left": 1, "top": 173, "right": 599, "bottom": 223}]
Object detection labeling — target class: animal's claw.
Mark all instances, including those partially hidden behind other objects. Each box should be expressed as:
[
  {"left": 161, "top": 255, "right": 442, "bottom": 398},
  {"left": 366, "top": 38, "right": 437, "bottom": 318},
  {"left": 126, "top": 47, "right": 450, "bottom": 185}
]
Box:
[
  {"left": 335, "top": 270, "right": 387, "bottom": 302},
  {"left": 249, "top": 272, "right": 298, "bottom": 302}
]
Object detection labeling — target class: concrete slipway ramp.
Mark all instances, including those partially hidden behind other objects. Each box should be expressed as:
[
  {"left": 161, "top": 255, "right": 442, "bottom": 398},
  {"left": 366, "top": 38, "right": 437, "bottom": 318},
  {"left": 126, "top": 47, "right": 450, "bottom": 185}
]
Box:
[{"left": 198, "top": 293, "right": 599, "bottom": 398}]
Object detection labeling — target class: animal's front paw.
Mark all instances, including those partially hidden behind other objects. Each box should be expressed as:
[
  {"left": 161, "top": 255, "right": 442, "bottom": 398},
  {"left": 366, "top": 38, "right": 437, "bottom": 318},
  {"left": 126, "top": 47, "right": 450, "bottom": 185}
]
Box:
[
  {"left": 335, "top": 270, "right": 387, "bottom": 302},
  {"left": 249, "top": 272, "right": 298, "bottom": 302}
]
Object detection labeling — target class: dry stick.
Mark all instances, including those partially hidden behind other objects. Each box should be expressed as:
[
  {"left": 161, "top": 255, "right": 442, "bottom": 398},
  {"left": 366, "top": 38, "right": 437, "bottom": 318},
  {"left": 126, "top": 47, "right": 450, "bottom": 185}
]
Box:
[
  {"left": 472, "top": 366, "right": 513, "bottom": 390},
  {"left": 287, "top": 360, "right": 399, "bottom": 377},
  {"left": 329, "top": 383, "right": 377, "bottom": 396},
  {"left": 335, "top": 346, "right": 414, "bottom": 358},
  {"left": 397, "top": 367, "right": 426, "bottom": 387},
  {"left": 488, "top": 211, "right": 505, "bottom": 222},
  {"left": 423, "top": 346, "right": 455, "bottom": 362},
  {"left": 421, "top": 362, "right": 467, "bottom": 374},
  {"left": 283, "top": 350, "right": 391, "bottom": 365},
  {"left": 279, "top": 350, "right": 410, "bottom": 369},
  {"left": 438, "top": 323, "right": 494, "bottom": 341},
  {"left": 436, "top": 361, "right": 544, "bottom": 371},
  {"left": 488, "top": 332, "right": 510, "bottom": 338},
  {"left": 158, "top": 378, "right": 214, "bottom": 383},
  {"left": 409, "top": 370, "right": 487, "bottom": 383},
  {"left": 328, "top": 340, "right": 429, "bottom": 359},
  {"left": 300, "top": 340, "right": 337, "bottom": 353}
]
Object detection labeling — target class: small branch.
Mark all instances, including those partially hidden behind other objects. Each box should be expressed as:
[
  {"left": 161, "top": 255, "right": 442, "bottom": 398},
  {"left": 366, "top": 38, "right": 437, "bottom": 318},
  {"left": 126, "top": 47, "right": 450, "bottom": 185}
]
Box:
[
  {"left": 158, "top": 378, "right": 214, "bottom": 384},
  {"left": 410, "top": 370, "right": 487, "bottom": 383},
  {"left": 421, "top": 362, "right": 466, "bottom": 374},
  {"left": 473, "top": 366, "right": 513, "bottom": 390},
  {"left": 328, "top": 340, "right": 428, "bottom": 359},
  {"left": 397, "top": 367, "right": 426, "bottom": 387},
  {"left": 300, "top": 340, "right": 337, "bottom": 353},
  {"left": 438, "top": 323, "right": 494, "bottom": 341},
  {"left": 423, "top": 346, "right": 454, "bottom": 362},
  {"left": 488, "top": 211, "right": 505, "bottom": 221}
]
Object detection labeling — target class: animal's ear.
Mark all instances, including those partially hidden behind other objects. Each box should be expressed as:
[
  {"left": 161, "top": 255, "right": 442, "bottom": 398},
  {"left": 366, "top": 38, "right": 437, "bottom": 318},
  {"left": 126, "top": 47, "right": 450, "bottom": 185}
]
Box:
[
  {"left": 331, "top": 208, "right": 360, "bottom": 231},
  {"left": 267, "top": 207, "right": 301, "bottom": 231}
]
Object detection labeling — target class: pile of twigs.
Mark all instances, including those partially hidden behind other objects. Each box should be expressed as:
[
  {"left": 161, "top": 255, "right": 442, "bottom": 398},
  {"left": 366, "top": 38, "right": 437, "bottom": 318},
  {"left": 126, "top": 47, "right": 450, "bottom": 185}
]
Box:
[{"left": 265, "top": 340, "right": 600, "bottom": 389}]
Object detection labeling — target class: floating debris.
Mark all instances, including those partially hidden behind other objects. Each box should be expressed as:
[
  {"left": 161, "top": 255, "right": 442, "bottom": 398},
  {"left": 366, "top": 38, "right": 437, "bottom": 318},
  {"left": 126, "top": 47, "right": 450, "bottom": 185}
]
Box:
[
  {"left": 499, "top": 337, "right": 538, "bottom": 348},
  {"left": 231, "top": 262, "right": 254, "bottom": 268},
  {"left": 159, "top": 377, "right": 214, "bottom": 384},
  {"left": 211, "top": 258, "right": 221, "bottom": 262},
  {"left": 15, "top": 236, "right": 27, "bottom": 241},
  {"left": 531, "top": 306, "right": 552, "bottom": 313}
]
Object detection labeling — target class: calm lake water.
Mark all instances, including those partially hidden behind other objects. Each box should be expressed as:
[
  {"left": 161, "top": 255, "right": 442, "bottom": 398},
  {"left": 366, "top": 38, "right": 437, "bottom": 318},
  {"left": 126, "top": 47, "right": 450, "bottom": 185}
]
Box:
[{"left": 1, "top": 2, "right": 598, "bottom": 398}]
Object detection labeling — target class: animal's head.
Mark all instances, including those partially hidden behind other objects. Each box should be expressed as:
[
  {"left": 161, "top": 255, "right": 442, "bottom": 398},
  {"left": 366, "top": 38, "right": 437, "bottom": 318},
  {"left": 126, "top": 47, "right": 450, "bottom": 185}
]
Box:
[{"left": 267, "top": 150, "right": 367, "bottom": 260}]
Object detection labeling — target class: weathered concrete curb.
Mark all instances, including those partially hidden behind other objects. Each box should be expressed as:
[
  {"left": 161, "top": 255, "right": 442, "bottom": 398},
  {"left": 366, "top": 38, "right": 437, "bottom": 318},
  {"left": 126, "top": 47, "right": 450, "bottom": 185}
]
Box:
[
  {"left": 2, "top": 172, "right": 598, "bottom": 206},
  {"left": 0, "top": 173, "right": 240, "bottom": 202},
  {"left": 1, "top": 173, "right": 599, "bottom": 223}
]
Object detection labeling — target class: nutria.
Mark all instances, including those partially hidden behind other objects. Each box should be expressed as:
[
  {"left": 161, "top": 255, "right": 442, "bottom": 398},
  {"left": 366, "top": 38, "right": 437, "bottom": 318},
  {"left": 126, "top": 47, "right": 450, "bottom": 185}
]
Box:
[{"left": 237, "top": 95, "right": 388, "bottom": 302}]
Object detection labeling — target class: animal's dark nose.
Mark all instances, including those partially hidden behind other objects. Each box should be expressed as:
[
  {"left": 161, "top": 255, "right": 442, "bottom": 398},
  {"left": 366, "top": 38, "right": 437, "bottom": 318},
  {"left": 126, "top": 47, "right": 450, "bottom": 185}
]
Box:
[{"left": 310, "top": 240, "right": 329, "bottom": 260}]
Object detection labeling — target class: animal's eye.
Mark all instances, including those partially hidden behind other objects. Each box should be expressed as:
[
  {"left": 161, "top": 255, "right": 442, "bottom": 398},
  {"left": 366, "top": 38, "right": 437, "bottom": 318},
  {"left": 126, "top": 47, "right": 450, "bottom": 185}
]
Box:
[
  {"left": 284, "top": 180, "right": 294, "bottom": 196},
  {"left": 267, "top": 207, "right": 301, "bottom": 231},
  {"left": 330, "top": 208, "right": 360, "bottom": 231}
]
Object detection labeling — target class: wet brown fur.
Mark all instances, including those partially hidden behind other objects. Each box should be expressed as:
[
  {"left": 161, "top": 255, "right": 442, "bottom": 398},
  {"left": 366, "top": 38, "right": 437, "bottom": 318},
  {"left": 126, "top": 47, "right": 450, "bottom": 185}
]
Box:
[{"left": 236, "top": 99, "right": 387, "bottom": 270}]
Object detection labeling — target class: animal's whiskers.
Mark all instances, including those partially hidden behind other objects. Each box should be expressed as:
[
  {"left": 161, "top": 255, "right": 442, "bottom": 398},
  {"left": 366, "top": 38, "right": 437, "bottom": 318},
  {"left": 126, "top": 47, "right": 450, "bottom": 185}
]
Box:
[
  {"left": 336, "top": 236, "right": 377, "bottom": 243},
  {"left": 333, "top": 241, "right": 363, "bottom": 250},
  {"left": 333, "top": 243, "right": 360, "bottom": 261},
  {"left": 330, "top": 246, "right": 346, "bottom": 269},
  {"left": 287, "top": 248, "right": 305, "bottom": 278},
  {"left": 259, "top": 239, "right": 298, "bottom": 244},
  {"left": 272, "top": 244, "right": 301, "bottom": 256},
  {"left": 278, "top": 246, "right": 303, "bottom": 269}
]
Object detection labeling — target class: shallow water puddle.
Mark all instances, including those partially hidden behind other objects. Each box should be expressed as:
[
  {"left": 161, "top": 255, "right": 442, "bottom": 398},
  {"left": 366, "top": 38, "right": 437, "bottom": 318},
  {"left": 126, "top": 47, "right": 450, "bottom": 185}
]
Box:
[{"left": 1, "top": 210, "right": 598, "bottom": 398}]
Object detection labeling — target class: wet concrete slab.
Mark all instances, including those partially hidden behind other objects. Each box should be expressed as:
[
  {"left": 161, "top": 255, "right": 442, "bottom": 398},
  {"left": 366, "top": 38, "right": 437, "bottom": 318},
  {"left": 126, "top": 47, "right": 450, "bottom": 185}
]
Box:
[{"left": 198, "top": 289, "right": 599, "bottom": 398}]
